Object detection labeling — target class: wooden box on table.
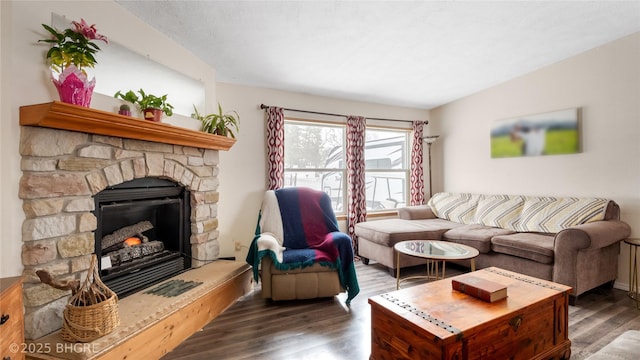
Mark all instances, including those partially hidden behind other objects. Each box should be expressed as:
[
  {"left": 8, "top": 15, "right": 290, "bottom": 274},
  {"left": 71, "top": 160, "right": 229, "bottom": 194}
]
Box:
[{"left": 369, "top": 267, "right": 572, "bottom": 360}]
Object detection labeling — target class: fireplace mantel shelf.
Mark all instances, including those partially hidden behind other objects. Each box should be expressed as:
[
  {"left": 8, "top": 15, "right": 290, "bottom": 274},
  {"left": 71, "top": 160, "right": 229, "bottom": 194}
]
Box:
[{"left": 20, "top": 102, "right": 236, "bottom": 151}]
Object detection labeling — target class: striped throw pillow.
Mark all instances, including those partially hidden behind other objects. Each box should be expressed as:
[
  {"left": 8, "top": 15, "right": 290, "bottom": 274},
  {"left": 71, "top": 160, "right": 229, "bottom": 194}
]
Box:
[
  {"left": 428, "top": 192, "right": 481, "bottom": 224},
  {"left": 513, "top": 197, "right": 609, "bottom": 233},
  {"left": 475, "top": 194, "right": 525, "bottom": 229}
]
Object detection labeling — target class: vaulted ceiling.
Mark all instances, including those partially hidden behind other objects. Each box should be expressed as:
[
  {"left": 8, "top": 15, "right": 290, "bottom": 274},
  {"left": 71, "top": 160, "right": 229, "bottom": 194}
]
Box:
[{"left": 115, "top": 1, "right": 640, "bottom": 109}]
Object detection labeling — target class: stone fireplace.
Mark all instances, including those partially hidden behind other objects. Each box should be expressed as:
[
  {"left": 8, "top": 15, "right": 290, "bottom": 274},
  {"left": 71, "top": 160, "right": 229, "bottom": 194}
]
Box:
[{"left": 18, "top": 102, "right": 235, "bottom": 340}]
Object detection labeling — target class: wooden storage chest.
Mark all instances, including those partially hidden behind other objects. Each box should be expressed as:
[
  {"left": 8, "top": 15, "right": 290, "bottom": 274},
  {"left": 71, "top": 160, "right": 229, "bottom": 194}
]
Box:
[
  {"left": 1, "top": 276, "right": 25, "bottom": 360},
  {"left": 369, "top": 267, "right": 572, "bottom": 360}
]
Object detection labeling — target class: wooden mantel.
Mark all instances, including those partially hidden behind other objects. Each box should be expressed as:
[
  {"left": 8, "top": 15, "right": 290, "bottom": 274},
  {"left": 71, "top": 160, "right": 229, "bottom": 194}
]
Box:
[{"left": 20, "top": 101, "right": 236, "bottom": 151}]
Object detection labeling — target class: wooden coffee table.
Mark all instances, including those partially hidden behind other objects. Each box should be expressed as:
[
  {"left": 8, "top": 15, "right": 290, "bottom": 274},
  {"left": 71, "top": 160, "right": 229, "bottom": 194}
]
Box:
[
  {"left": 369, "top": 267, "right": 573, "bottom": 360},
  {"left": 394, "top": 240, "right": 479, "bottom": 289}
]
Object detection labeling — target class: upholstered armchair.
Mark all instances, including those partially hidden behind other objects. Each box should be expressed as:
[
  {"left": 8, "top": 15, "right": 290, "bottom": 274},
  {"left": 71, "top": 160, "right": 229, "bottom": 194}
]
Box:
[{"left": 246, "top": 187, "right": 359, "bottom": 304}]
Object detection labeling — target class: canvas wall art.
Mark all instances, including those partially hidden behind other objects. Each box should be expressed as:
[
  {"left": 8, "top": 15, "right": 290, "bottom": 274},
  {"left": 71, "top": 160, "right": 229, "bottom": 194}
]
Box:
[{"left": 490, "top": 108, "right": 580, "bottom": 158}]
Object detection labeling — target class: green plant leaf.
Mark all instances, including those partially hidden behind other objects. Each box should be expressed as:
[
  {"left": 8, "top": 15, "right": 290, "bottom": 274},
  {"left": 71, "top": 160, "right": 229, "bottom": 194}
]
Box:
[
  {"left": 114, "top": 89, "right": 174, "bottom": 116},
  {"left": 191, "top": 103, "right": 239, "bottom": 137}
]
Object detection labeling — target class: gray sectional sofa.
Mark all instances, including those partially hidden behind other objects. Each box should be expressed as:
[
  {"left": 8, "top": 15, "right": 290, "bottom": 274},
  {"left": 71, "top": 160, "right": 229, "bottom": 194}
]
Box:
[{"left": 355, "top": 192, "right": 631, "bottom": 301}]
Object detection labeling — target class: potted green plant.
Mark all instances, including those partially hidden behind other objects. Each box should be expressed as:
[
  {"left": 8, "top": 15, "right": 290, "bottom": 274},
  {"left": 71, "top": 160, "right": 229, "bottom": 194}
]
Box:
[
  {"left": 39, "top": 18, "right": 108, "bottom": 107},
  {"left": 192, "top": 103, "right": 239, "bottom": 138},
  {"left": 114, "top": 89, "right": 174, "bottom": 122},
  {"left": 118, "top": 104, "right": 131, "bottom": 116}
]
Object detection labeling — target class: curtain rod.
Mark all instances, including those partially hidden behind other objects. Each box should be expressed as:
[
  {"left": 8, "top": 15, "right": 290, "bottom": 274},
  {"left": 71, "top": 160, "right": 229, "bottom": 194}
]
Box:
[{"left": 259, "top": 104, "right": 427, "bottom": 124}]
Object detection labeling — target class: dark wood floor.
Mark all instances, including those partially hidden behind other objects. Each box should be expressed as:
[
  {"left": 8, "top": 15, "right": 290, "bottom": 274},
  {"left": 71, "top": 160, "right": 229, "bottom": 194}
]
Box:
[{"left": 162, "top": 260, "right": 640, "bottom": 360}]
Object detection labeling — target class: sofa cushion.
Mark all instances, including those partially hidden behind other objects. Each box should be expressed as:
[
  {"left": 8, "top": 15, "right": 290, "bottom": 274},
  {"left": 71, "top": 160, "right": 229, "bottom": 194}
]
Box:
[
  {"left": 354, "top": 218, "right": 461, "bottom": 247},
  {"left": 604, "top": 201, "right": 620, "bottom": 220},
  {"left": 491, "top": 233, "right": 555, "bottom": 264},
  {"left": 443, "top": 224, "right": 515, "bottom": 254}
]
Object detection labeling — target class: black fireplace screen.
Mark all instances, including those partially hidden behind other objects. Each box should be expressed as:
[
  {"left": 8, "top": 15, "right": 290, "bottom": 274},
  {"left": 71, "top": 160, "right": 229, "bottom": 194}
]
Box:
[{"left": 93, "top": 177, "right": 191, "bottom": 297}]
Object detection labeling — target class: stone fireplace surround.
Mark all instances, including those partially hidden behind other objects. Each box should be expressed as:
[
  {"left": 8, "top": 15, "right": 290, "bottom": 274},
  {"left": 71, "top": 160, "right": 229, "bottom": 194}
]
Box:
[{"left": 18, "top": 102, "right": 235, "bottom": 340}]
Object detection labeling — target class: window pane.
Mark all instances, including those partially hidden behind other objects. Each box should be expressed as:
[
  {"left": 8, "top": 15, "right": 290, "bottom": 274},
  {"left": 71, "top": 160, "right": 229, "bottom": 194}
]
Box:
[
  {"left": 283, "top": 170, "right": 345, "bottom": 213},
  {"left": 365, "top": 129, "right": 408, "bottom": 170},
  {"left": 365, "top": 128, "right": 409, "bottom": 211},
  {"left": 365, "top": 171, "right": 407, "bottom": 210},
  {"left": 285, "top": 122, "right": 344, "bottom": 169}
]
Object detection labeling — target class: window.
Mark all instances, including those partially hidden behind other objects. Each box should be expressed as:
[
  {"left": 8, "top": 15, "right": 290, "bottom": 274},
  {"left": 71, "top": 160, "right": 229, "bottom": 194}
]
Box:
[
  {"left": 365, "top": 128, "right": 410, "bottom": 211},
  {"left": 284, "top": 120, "right": 346, "bottom": 213},
  {"left": 283, "top": 120, "right": 411, "bottom": 214}
]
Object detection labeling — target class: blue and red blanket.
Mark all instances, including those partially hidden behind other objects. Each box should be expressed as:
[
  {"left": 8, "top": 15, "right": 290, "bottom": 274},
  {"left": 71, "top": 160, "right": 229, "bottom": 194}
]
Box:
[{"left": 246, "top": 187, "right": 360, "bottom": 304}]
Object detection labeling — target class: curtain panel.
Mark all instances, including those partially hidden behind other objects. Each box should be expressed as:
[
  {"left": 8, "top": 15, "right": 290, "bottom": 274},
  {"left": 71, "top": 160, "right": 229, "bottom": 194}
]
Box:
[
  {"left": 266, "top": 106, "right": 285, "bottom": 190},
  {"left": 346, "top": 115, "right": 367, "bottom": 249},
  {"left": 410, "top": 121, "right": 425, "bottom": 205}
]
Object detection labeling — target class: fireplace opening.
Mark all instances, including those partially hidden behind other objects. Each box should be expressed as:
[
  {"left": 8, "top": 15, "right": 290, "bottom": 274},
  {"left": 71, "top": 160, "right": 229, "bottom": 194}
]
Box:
[{"left": 93, "top": 177, "right": 191, "bottom": 298}]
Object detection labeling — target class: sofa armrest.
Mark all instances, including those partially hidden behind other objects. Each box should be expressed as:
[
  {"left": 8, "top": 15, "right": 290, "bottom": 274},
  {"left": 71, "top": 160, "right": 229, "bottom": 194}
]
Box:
[
  {"left": 397, "top": 205, "right": 436, "bottom": 220},
  {"left": 555, "top": 220, "right": 631, "bottom": 252},
  {"left": 553, "top": 220, "right": 631, "bottom": 291}
]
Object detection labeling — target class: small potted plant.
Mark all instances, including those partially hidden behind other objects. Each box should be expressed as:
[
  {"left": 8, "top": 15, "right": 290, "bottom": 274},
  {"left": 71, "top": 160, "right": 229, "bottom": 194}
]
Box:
[
  {"left": 114, "top": 89, "right": 174, "bottom": 122},
  {"left": 118, "top": 104, "right": 131, "bottom": 116},
  {"left": 192, "top": 103, "right": 239, "bottom": 138}
]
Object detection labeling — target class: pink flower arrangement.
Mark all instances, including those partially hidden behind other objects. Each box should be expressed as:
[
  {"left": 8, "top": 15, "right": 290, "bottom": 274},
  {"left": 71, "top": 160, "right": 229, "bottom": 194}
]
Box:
[
  {"left": 40, "top": 18, "right": 108, "bottom": 74},
  {"left": 39, "top": 18, "right": 107, "bottom": 107},
  {"left": 71, "top": 19, "right": 108, "bottom": 44}
]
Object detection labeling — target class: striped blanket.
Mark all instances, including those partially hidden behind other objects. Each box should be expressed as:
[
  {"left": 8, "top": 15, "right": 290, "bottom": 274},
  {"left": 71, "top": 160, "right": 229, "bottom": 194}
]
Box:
[
  {"left": 246, "top": 187, "right": 360, "bottom": 304},
  {"left": 427, "top": 192, "right": 610, "bottom": 233}
]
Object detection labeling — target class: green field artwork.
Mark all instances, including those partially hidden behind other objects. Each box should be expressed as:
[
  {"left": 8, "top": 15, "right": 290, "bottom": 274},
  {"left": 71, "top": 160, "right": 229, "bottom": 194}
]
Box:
[{"left": 491, "top": 108, "right": 580, "bottom": 158}]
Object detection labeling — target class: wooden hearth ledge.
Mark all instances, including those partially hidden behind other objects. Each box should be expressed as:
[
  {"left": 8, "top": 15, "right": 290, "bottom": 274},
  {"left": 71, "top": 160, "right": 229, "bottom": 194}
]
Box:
[
  {"left": 20, "top": 102, "right": 235, "bottom": 151},
  {"left": 26, "top": 260, "right": 253, "bottom": 360}
]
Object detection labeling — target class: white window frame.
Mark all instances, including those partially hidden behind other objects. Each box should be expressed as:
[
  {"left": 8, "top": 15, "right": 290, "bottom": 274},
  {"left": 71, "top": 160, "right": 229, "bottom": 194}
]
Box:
[
  {"left": 364, "top": 125, "right": 411, "bottom": 212},
  {"left": 283, "top": 118, "right": 347, "bottom": 214},
  {"left": 282, "top": 119, "right": 412, "bottom": 215}
]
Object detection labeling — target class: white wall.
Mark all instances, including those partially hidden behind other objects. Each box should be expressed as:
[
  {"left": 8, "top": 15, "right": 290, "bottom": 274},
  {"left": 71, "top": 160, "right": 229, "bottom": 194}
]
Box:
[
  {"left": 215, "top": 83, "right": 429, "bottom": 260},
  {"left": 0, "top": 0, "right": 216, "bottom": 277},
  {"left": 429, "top": 32, "right": 640, "bottom": 290}
]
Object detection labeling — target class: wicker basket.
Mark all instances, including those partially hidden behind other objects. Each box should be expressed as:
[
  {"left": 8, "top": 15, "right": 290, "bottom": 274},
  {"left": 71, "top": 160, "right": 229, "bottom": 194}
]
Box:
[{"left": 61, "top": 255, "right": 120, "bottom": 343}]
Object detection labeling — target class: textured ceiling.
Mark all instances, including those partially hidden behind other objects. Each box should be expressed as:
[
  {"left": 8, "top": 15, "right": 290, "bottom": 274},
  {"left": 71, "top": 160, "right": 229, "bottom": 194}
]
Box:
[{"left": 115, "top": 1, "right": 640, "bottom": 109}]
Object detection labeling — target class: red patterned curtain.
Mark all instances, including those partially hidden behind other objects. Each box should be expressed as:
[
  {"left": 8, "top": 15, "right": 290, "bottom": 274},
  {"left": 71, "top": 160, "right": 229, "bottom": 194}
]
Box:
[
  {"left": 266, "top": 107, "right": 284, "bottom": 190},
  {"left": 346, "top": 115, "right": 367, "bottom": 250},
  {"left": 410, "top": 121, "right": 425, "bottom": 205}
]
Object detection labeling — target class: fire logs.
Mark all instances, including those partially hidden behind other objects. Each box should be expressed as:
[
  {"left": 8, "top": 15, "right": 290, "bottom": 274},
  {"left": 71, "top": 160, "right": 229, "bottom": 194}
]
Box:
[
  {"left": 106, "top": 240, "right": 165, "bottom": 266},
  {"left": 101, "top": 220, "right": 152, "bottom": 251}
]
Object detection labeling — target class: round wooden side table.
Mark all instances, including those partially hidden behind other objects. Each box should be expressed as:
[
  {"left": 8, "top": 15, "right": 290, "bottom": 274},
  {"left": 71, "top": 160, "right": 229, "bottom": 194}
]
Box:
[{"left": 624, "top": 238, "right": 640, "bottom": 309}]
